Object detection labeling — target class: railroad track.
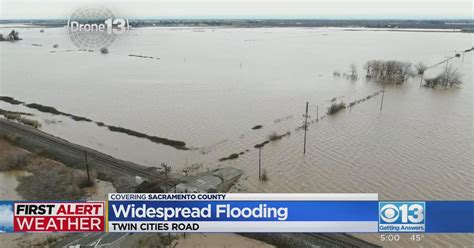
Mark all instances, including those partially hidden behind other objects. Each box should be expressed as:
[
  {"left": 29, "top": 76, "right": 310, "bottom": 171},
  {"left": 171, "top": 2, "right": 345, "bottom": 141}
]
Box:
[{"left": 0, "top": 118, "right": 174, "bottom": 185}]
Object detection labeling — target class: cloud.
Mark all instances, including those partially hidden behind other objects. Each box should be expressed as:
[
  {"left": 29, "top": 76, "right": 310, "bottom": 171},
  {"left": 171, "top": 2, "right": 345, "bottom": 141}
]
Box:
[{"left": 0, "top": 204, "right": 14, "bottom": 228}]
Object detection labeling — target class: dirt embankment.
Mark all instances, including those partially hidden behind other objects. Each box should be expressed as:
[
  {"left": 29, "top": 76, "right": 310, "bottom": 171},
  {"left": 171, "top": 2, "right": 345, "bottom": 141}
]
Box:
[{"left": 0, "top": 136, "right": 101, "bottom": 200}]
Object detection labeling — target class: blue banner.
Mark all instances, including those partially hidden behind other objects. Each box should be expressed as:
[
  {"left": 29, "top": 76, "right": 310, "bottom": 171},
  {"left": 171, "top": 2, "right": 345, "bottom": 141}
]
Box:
[
  {"left": 108, "top": 201, "right": 378, "bottom": 222},
  {"left": 107, "top": 197, "right": 474, "bottom": 233},
  {"left": 425, "top": 201, "right": 474, "bottom": 233}
]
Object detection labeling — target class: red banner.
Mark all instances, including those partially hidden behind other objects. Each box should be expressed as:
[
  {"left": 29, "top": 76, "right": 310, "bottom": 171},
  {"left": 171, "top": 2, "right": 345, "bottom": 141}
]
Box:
[{"left": 13, "top": 202, "right": 105, "bottom": 232}]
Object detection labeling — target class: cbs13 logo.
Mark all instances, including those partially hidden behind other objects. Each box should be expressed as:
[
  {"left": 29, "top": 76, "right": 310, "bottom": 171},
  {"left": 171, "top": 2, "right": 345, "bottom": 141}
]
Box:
[{"left": 379, "top": 202, "right": 425, "bottom": 224}]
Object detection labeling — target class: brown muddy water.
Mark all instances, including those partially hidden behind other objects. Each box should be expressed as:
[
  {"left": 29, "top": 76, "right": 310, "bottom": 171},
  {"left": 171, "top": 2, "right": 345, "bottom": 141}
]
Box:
[{"left": 0, "top": 26, "right": 473, "bottom": 247}]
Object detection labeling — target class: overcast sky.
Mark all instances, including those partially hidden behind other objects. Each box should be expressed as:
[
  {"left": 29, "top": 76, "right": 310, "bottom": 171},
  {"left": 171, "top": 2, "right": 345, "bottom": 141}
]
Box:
[{"left": 0, "top": 0, "right": 472, "bottom": 19}]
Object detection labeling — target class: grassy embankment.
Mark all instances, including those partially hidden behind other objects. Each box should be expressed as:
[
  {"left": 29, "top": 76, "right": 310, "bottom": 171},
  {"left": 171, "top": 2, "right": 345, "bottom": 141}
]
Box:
[
  {"left": 0, "top": 136, "right": 95, "bottom": 200},
  {"left": 0, "top": 109, "right": 41, "bottom": 128}
]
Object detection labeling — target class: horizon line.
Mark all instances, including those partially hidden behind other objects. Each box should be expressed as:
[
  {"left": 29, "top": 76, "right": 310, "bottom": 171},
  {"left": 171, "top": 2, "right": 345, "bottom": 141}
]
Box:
[{"left": 1, "top": 16, "right": 473, "bottom": 21}]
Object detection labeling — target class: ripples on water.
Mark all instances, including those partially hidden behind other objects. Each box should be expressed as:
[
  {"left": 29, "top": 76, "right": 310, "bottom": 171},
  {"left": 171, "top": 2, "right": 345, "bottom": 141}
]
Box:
[{"left": 1, "top": 27, "right": 473, "bottom": 247}]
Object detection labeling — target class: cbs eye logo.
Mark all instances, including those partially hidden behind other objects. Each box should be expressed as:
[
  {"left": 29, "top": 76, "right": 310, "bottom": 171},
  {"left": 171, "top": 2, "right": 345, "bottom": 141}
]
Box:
[
  {"left": 380, "top": 204, "right": 400, "bottom": 223},
  {"left": 379, "top": 202, "right": 425, "bottom": 224}
]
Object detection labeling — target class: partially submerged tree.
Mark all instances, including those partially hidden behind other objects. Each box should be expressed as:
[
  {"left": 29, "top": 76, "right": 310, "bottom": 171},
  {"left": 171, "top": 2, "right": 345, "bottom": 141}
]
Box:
[
  {"left": 160, "top": 163, "right": 172, "bottom": 192},
  {"left": 0, "top": 30, "right": 21, "bottom": 41},
  {"left": 415, "top": 62, "right": 428, "bottom": 75},
  {"left": 349, "top": 64, "right": 358, "bottom": 80},
  {"left": 7, "top": 30, "right": 20, "bottom": 41},
  {"left": 161, "top": 163, "right": 171, "bottom": 180},
  {"left": 424, "top": 65, "right": 463, "bottom": 88},
  {"left": 443, "top": 65, "right": 463, "bottom": 87},
  {"left": 327, "top": 101, "right": 346, "bottom": 115},
  {"left": 415, "top": 62, "right": 428, "bottom": 87},
  {"left": 364, "top": 60, "right": 412, "bottom": 84}
]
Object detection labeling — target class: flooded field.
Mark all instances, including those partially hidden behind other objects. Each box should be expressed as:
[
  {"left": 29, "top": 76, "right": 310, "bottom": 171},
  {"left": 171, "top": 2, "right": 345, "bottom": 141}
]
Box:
[{"left": 1, "top": 26, "right": 473, "bottom": 246}]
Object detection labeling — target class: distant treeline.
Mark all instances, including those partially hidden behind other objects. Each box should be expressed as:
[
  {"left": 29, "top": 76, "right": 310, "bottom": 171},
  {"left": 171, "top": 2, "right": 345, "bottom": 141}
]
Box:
[{"left": 2, "top": 19, "right": 473, "bottom": 30}]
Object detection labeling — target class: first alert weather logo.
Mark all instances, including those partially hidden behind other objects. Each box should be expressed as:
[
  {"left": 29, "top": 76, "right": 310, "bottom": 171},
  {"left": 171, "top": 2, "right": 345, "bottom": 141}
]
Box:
[{"left": 13, "top": 202, "right": 105, "bottom": 232}]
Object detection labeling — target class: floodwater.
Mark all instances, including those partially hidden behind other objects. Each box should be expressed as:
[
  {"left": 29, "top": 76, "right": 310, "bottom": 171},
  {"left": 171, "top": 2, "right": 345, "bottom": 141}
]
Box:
[
  {"left": 1, "top": 26, "right": 473, "bottom": 247},
  {"left": 0, "top": 171, "right": 29, "bottom": 200}
]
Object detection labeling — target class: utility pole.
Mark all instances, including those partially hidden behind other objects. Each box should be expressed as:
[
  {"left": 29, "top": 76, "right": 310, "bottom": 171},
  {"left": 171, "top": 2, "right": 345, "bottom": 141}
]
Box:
[
  {"left": 303, "top": 102, "right": 310, "bottom": 154},
  {"left": 84, "top": 151, "right": 91, "bottom": 184},
  {"left": 444, "top": 57, "right": 449, "bottom": 87},
  {"left": 419, "top": 72, "right": 424, "bottom": 88},
  {"left": 258, "top": 147, "right": 262, "bottom": 180},
  {"left": 380, "top": 86, "right": 385, "bottom": 111},
  {"left": 161, "top": 163, "right": 171, "bottom": 192},
  {"left": 316, "top": 105, "right": 319, "bottom": 122}
]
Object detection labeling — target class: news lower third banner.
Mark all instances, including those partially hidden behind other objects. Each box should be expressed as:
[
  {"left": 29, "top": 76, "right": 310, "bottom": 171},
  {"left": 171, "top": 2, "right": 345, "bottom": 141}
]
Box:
[
  {"left": 0, "top": 194, "right": 473, "bottom": 233},
  {"left": 108, "top": 193, "right": 377, "bottom": 232}
]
